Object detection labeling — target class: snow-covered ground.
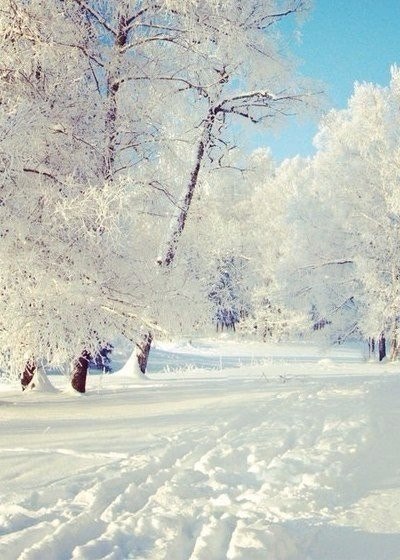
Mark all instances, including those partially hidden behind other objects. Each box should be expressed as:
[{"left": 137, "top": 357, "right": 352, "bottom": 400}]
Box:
[{"left": 1, "top": 338, "right": 400, "bottom": 560}]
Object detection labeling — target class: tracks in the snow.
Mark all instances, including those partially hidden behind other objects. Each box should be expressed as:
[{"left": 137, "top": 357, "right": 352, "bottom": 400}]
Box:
[{"left": 0, "top": 383, "right": 371, "bottom": 560}]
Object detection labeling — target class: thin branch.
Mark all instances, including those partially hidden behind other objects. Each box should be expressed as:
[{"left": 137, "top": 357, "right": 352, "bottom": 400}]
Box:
[
  {"left": 22, "top": 167, "right": 65, "bottom": 185},
  {"left": 333, "top": 321, "right": 359, "bottom": 344},
  {"left": 299, "top": 260, "right": 354, "bottom": 271},
  {"left": 72, "top": 0, "right": 116, "bottom": 35},
  {"left": 88, "top": 58, "right": 102, "bottom": 96},
  {"left": 252, "top": 6, "right": 304, "bottom": 29},
  {"left": 219, "top": 107, "right": 261, "bottom": 123},
  {"left": 135, "top": 22, "right": 185, "bottom": 33},
  {"left": 125, "top": 5, "right": 161, "bottom": 29},
  {"left": 122, "top": 74, "right": 209, "bottom": 98},
  {"left": 101, "top": 303, "right": 165, "bottom": 335},
  {"left": 331, "top": 296, "right": 355, "bottom": 314},
  {"left": 121, "top": 34, "right": 179, "bottom": 52},
  {"left": 51, "top": 40, "right": 104, "bottom": 67},
  {"left": 53, "top": 128, "right": 100, "bottom": 154},
  {"left": 148, "top": 180, "right": 179, "bottom": 208},
  {"left": 210, "top": 164, "right": 247, "bottom": 174}
]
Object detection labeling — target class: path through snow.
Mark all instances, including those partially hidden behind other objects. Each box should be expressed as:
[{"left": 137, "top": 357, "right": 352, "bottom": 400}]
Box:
[{"left": 1, "top": 340, "right": 400, "bottom": 559}]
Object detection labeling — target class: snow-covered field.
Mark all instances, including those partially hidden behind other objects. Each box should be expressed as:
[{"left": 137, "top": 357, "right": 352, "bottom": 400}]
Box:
[{"left": 1, "top": 338, "right": 400, "bottom": 560}]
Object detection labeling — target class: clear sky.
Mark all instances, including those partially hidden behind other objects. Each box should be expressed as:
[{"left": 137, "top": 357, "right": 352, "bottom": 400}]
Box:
[{"left": 259, "top": 0, "right": 400, "bottom": 161}]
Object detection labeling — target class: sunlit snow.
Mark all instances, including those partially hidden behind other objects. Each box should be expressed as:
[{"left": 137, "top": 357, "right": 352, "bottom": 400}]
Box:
[{"left": 1, "top": 338, "right": 400, "bottom": 559}]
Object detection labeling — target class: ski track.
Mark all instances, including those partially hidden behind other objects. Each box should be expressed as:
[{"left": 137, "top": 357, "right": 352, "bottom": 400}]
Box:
[{"left": 0, "top": 377, "right": 383, "bottom": 560}]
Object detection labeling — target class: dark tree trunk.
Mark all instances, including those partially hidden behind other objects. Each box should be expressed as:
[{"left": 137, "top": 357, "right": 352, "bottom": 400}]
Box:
[
  {"left": 21, "top": 360, "right": 36, "bottom": 391},
  {"left": 71, "top": 351, "right": 91, "bottom": 393},
  {"left": 103, "top": 14, "right": 128, "bottom": 179},
  {"left": 139, "top": 110, "right": 216, "bottom": 372},
  {"left": 368, "top": 337, "right": 375, "bottom": 358},
  {"left": 378, "top": 332, "right": 386, "bottom": 362},
  {"left": 157, "top": 111, "right": 215, "bottom": 268},
  {"left": 136, "top": 332, "right": 153, "bottom": 374}
]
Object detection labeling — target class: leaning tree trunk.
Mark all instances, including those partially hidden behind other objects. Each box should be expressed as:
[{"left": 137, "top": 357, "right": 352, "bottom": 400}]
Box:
[
  {"left": 133, "top": 113, "right": 216, "bottom": 374},
  {"left": 20, "top": 360, "right": 36, "bottom": 391},
  {"left": 157, "top": 111, "right": 215, "bottom": 268},
  {"left": 71, "top": 351, "right": 91, "bottom": 393}
]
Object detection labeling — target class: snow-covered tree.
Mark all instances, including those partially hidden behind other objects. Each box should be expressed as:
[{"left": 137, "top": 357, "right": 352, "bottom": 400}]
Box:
[
  {"left": 182, "top": 147, "right": 299, "bottom": 339},
  {"left": 207, "top": 254, "right": 249, "bottom": 332},
  {"left": 239, "top": 150, "right": 301, "bottom": 339},
  {"left": 0, "top": 0, "right": 318, "bottom": 389},
  {"left": 284, "top": 67, "right": 400, "bottom": 356},
  {"left": 0, "top": 0, "right": 182, "bottom": 388}
]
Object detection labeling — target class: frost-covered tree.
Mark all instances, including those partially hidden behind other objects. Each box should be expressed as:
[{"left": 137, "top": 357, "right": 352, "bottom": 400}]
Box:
[
  {"left": 183, "top": 147, "right": 299, "bottom": 339},
  {"left": 149, "top": 0, "right": 318, "bottom": 268},
  {"left": 81, "top": 0, "right": 318, "bottom": 371},
  {"left": 0, "top": 0, "right": 186, "bottom": 388},
  {"left": 284, "top": 67, "right": 400, "bottom": 356},
  {"left": 0, "top": 2, "right": 114, "bottom": 388},
  {"left": 217, "top": 151, "right": 307, "bottom": 341},
  {"left": 0, "top": 0, "right": 318, "bottom": 388},
  {"left": 208, "top": 254, "right": 250, "bottom": 332},
  {"left": 281, "top": 154, "right": 359, "bottom": 344}
]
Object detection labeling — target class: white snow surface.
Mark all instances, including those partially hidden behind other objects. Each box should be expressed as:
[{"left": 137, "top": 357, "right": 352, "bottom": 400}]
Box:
[{"left": 1, "top": 338, "right": 400, "bottom": 560}]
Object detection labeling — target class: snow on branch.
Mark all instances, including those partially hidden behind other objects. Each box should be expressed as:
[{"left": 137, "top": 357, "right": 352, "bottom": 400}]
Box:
[
  {"left": 217, "top": 90, "right": 316, "bottom": 123},
  {"left": 248, "top": 0, "right": 309, "bottom": 29},
  {"left": 299, "top": 260, "right": 354, "bottom": 271},
  {"left": 72, "top": 0, "right": 117, "bottom": 35},
  {"left": 121, "top": 34, "right": 180, "bottom": 51}
]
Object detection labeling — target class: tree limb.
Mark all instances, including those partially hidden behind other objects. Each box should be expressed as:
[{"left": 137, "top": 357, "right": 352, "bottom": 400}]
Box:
[{"left": 72, "top": 0, "right": 116, "bottom": 35}]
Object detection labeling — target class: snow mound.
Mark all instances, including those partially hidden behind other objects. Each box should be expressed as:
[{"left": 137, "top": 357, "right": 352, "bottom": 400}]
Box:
[
  {"left": 112, "top": 351, "right": 149, "bottom": 382},
  {"left": 24, "top": 368, "right": 58, "bottom": 393}
]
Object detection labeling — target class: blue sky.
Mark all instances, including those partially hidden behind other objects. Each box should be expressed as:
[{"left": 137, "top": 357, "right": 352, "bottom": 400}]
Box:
[{"left": 259, "top": 0, "right": 400, "bottom": 161}]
